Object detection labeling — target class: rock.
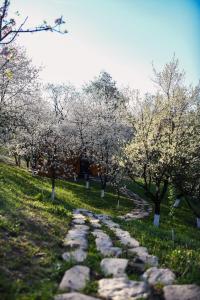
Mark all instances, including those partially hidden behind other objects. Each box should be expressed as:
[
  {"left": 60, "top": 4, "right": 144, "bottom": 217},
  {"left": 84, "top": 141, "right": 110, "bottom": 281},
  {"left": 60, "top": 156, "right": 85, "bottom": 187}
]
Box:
[
  {"left": 95, "top": 235, "right": 113, "bottom": 250},
  {"left": 142, "top": 267, "right": 176, "bottom": 286},
  {"left": 102, "top": 219, "right": 120, "bottom": 228},
  {"left": 63, "top": 240, "right": 82, "bottom": 250},
  {"left": 163, "top": 284, "right": 200, "bottom": 300},
  {"left": 113, "top": 228, "right": 140, "bottom": 248},
  {"left": 120, "top": 236, "right": 139, "bottom": 248},
  {"left": 89, "top": 218, "right": 101, "bottom": 228},
  {"left": 128, "top": 247, "right": 148, "bottom": 257},
  {"left": 72, "top": 218, "right": 85, "bottom": 225},
  {"left": 64, "top": 228, "right": 88, "bottom": 249},
  {"left": 55, "top": 293, "right": 100, "bottom": 300},
  {"left": 101, "top": 246, "right": 122, "bottom": 257},
  {"left": 91, "top": 223, "right": 101, "bottom": 229},
  {"left": 62, "top": 248, "right": 87, "bottom": 262},
  {"left": 101, "top": 258, "right": 128, "bottom": 277},
  {"left": 95, "top": 214, "right": 110, "bottom": 221},
  {"left": 73, "top": 213, "right": 86, "bottom": 220},
  {"left": 98, "top": 277, "right": 150, "bottom": 300},
  {"left": 73, "top": 224, "right": 90, "bottom": 231},
  {"left": 66, "top": 229, "right": 87, "bottom": 240},
  {"left": 92, "top": 230, "right": 120, "bottom": 256},
  {"left": 64, "top": 236, "right": 88, "bottom": 250},
  {"left": 139, "top": 254, "right": 158, "bottom": 267},
  {"left": 59, "top": 265, "right": 90, "bottom": 291}
]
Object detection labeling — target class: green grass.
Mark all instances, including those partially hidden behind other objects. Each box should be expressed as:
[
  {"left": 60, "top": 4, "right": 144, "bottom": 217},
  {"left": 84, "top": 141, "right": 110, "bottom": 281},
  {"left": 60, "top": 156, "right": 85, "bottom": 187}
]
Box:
[
  {"left": 0, "top": 160, "right": 200, "bottom": 300},
  {"left": 0, "top": 161, "right": 134, "bottom": 300},
  {"left": 117, "top": 180, "right": 200, "bottom": 285}
]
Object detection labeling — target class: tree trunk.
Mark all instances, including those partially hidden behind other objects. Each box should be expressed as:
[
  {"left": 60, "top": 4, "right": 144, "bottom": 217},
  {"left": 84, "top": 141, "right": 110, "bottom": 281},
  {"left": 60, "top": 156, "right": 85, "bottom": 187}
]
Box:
[
  {"left": 86, "top": 181, "right": 90, "bottom": 189},
  {"left": 51, "top": 176, "right": 55, "bottom": 200},
  {"left": 100, "top": 176, "right": 107, "bottom": 198},
  {"left": 173, "top": 198, "right": 181, "bottom": 208},
  {"left": 101, "top": 189, "right": 105, "bottom": 198},
  {"left": 14, "top": 154, "right": 18, "bottom": 166},
  {"left": 153, "top": 200, "right": 161, "bottom": 227},
  {"left": 117, "top": 189, "right": 120, "bottom": 208},
  {"left": 197, "top": 218, "right": 200, "bottom": 229},
  {"left": 85, "top": 173, "right": 90, "bottom": 189},
  {"left": 18, "top": 156, "right": 21, "bottom": 167},
  {"left": 25, "top": 158, "right": 30, "bottom": 169}
]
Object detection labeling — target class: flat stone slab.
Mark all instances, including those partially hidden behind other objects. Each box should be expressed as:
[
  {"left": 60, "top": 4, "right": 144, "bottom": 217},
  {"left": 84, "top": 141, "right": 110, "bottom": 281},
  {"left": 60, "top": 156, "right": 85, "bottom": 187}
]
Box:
[
  {"left": 101, "top": 246, "right": 122, "bottom": 257},
  {"left": 55, "top": 292, "right": 100, "bottom": 300},
  {"left": 113, "top": 228, "right": 139, "bottom": 248},
  {"left": 138, "top": 254, "right": 158, "bottom": 267},
  {"left": 72, "top": 219, "right": 85, "bottom": 224},
  {"left": 64, "top": 228, "right": 88, "bottom": 249},
  {"left": 101, "top": 258, "right": 128, "bottom": 277},
  {"left": 73, "top": 224, "right": 90, "bottom": 231},
  {"left": 163, "top": 284, "right": 200, "bottom": 300},
  {"left": 73, "top": 213, "right": 86, "bottom": 220},
  {"left": 98, "top": 277, "right": 150, "bottom": 300},
  {"left": 128, "top": 247, "right": 148, "bottom": 257},
  {"left": 95, "top": 214, "right": 110, "bottom": 221},
  {"left": 89, "top": 218, "right": 101, "bottom": 228},
  {"left": 102, "top": 219, "right": 120, "bottom": 228},
  {"left": 62, "top": 248, "right": 87, "bottom": 262},
  {"left": 59, "top": 265, "right": 90, "bottom": 291},
  {"left": 64, "top": 236, "right": 88, "bottom": 250},
  {"left": 92, "top": 230, "right": 121, "bottom": 257},
  {"left": 142, "top": 267, "right": 176, "bottom": 286}
]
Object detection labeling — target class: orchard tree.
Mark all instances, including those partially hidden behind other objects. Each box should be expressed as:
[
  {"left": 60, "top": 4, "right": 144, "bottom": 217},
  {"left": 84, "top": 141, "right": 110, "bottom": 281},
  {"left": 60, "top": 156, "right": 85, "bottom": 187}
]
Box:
[
  {"left": 125, "top": 57, "right": 199, "bottom": 226},
  {"left": 0, "top": 45, "right": 40, "bottom": 143},
  {"left": 42, "top": 84, "right": 81, "bottom": 199},
  {"left": 84, "top": 72, "right": 131, "bottom": 197},
  {"left": 171, "top": 87, "right": 200, "bottom": 227}
]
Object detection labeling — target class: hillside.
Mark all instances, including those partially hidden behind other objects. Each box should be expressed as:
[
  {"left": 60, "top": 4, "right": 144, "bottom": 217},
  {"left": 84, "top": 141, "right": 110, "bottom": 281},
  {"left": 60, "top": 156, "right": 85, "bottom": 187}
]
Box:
[{"left": 0, "top": 162, "right": 200, "bottom": 299}]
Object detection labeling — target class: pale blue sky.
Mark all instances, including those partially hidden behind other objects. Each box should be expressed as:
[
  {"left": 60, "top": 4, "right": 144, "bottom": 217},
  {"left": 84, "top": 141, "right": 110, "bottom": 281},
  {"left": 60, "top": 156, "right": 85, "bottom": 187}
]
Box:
[{"left": 12, "top": 0, "right": 200, "bottom": 93}]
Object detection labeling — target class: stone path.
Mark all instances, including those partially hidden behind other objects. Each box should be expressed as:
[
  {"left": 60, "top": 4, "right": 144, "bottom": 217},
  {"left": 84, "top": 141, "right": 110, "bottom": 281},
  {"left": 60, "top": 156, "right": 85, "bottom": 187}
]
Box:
[
  {"left": 119, "top": 187, "right": 152, "bottom": 220},
  {"left": 54, "top": 208, "right": 200, "bottom": 300}
]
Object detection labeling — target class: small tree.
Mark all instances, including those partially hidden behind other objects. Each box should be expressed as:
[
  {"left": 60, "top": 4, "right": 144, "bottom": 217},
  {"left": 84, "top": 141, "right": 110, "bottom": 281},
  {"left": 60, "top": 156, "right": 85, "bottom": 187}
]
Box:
[{"left": 172, "top": 91, "right": 200, "bottom": 227}]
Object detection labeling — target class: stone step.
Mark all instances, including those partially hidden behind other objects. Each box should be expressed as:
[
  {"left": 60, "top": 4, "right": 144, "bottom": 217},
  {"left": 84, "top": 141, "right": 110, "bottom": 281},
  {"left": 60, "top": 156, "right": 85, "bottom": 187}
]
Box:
[
  {"left": 55, "top": 292, "right": 100, "bottom": 300},
  {"left": 98, "top": 277, "right": 150, "bottom": 300},
  {"left": 92, "top": 229, "right": 122, "bottom": 257},
  {"left": 58, "top": 265, "right": 90, "bottom": 292},
  {"left": 163, "top": 284, "right": 200, "bottom": 300},
  {"left": 62, "top": 214, "right": 89, "bottom": 263},
  {"left": 100, "top": 258, "right": 129, "bottom": 277},
  {"left": 142, "top": 267, "right": 176, "bottom": 286}
]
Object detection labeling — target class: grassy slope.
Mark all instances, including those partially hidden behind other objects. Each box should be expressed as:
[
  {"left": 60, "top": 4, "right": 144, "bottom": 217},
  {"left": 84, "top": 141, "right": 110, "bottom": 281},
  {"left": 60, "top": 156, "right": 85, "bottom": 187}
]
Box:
[
  {"left": 118, "top": 181, "right": 200, "bottom": 285},
  {"left": 0, "top": 162, "right": 200, "bottom": 299},
  {"left": 0, "top": 162, "right": 133, "bottom": 300}
]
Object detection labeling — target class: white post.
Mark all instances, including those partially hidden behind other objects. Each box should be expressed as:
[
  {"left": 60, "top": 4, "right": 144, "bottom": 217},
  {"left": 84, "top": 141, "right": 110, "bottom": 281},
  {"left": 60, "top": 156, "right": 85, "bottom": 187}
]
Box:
[
  {"left": 51, "top": 187, "right": 55, "bottom": 201},
  {"left": 153, "top": 214, "right": 160, "bottom": 227},
  {"left": 171, "top": 228, "right": 175, "bottom": 242},
  {"left": 101, "top": 189, "right": 105, "bottom": 198},
  {"left": 117, "top": 198, "right": 120, "bottom": 208},
  {"left": 86, "top": 181, "right": 90, "bottom": 189},
  {"left": 197, "top": 218, "right": 200, "bottom": 228},
  {"left": 173, "top": 198, "right": 181, "bottom": 208},
  {"left": 74, "top": 174, "right": 77, "bottom": 182}
]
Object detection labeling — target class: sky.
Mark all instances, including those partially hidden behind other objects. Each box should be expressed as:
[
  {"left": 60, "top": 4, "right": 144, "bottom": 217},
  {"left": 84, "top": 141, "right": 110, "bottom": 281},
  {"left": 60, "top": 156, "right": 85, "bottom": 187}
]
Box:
[{"left": 11, "top": 0, "right": 200, "bottom": 93}]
